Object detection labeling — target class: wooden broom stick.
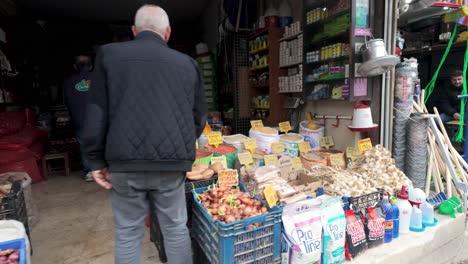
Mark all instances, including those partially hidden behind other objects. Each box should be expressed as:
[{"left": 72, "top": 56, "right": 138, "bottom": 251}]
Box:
[{"left": 425, "top": 145, "right": 434, "bottom": 196}]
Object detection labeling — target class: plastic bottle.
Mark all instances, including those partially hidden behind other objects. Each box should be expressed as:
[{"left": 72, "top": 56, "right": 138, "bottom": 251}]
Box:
[
  {"left": 382, "top": 193, "right": 393, "bottom": 243},
  {"left": 390, "top": 197, "right": 400, "bottom": 239},
  {"left": 396, "top": 185, "right": 412, "bottom": 234}
]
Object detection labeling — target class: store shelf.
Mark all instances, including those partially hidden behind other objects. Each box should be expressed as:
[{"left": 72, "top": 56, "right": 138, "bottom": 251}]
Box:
[
  {"left": 280, "top": 61, "right": 303, "bottom": 68},
  {"left": 251, "top": 107, "right": 270, "bottom": 110},
  {"left": 305, "top": 77, "right": 348, "bottom": 84},
  {"left": 249, "top": 65, "right": 269, "bottom": 71},
  {"left": 279, "top": 90, "right": 303, "bottom": 94},
  {"left": 279, "top": 32, "right": 303, "bottom": 42},
  {"left": 248, "top": 28, "right": 269, "bottom": 39},
  {"left": 251, "top": 84, "right": 269, "bottom": 89},
  {"left": 249, "top": 47, "right": 269, "bottom": 55},
  {"left": 307, "top": 30, "right": 349, "bottom": 47},
  {"left": 306, "top": 9, "right": 351, "bottom": 28},
  {"left": 306, "top": 55, "right": 349, "bottom": 65},
  {"left": 402, "top": 41, "right": 467, "bottom": 56}
]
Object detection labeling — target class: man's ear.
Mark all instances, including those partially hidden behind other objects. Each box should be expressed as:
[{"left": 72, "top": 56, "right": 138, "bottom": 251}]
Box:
[
  {"left": 132, "top": 26, "right": 138, "bottom": 37},
  {"left": 164, "top": 26, "right": 171, "bottom": 42}
]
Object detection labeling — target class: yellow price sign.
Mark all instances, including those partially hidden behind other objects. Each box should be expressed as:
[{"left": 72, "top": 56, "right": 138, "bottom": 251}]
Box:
[
  {"left": 211, "top": 156, "right": 227, "bottom": 169},
  {"left": 298, "top": 142, "right": 312, "bottom": 154},
  {"left": 292, "top": 157, "right": 303, "bottom": 169},
  {"left": 271, "top": 142, "right": 285, "bottom": 154},
  {"left": 329, "top": 153, "right": 345, "bottom": 168},
  {"left": 195, "top": 140, "right": 199, "bottom": 150},
  {"left": 250, "top": 120, "right": 264, "bottom": 129},
  {"left": 264, "top": 154, "right": 279, "bottom": 166},
  {"left": 320, "top": 136, "right": 335, "bottom": 150},
  {"left": 207, "top": 132, "right": 223, "bottom": 148},
  {"left": 238, "top": 151, "right": 254, "bottom": 167},
  {"left": 243, "top": 138, "right": 257, "bottom": 154},
  {"left": 358, "top": 138, "right": 373, "bottom": 154},
  {"left": 218, "top": 169, "right": 239, "bottom": 188},
  {"left": 346, "top": 147, "right": 361, "bottom": 161},
  {"left": 279, "top": 121, "right": 292, "bottom": 134},
  {"left": 264, "top": 184, "right": 279, "bottom": 208}
]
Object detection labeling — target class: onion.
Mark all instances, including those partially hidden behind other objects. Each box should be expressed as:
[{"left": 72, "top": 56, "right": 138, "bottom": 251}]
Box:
[
  {"left": 225, "top": 214, "right": 236, "bottom": 223},
  {"left": 244, "top": 206, "right": 253, "bottom": 216},
  {"left": 261, "top": 207, "right": 268, "bottom": 214},
  {"left": 213, "top": 215, "right": 220, "bottom": 221},
  {"left": 254, "top": 200, "right": 261, "bottom": 208}
]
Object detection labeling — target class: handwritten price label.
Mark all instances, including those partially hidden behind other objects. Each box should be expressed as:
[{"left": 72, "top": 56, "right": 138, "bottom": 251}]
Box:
[
  {"left": 207, "top": 133, "right": 223, "bottom": 148},
  {"left": 264, "top": 184, "right": 279, "bottom": 208},
  {"left": 271, "top": 142, "right": 285, "bottom": 154},
  {"left": 358, "top": 138, "right": 373, "bottom": 153},
  {"left": 346, "top": 147, "right": 361, "bottom": 161},
  {"left": 292, "top": 157, "right": 303, "bottom": 169},
  {"left": 218, "top": 169, "right": 239, "bottom": 188},
  {"left": 329, "top": 153, "right": 345, "bottom": 168},
  {"left": 320, "top": 136, "right": 335, "bottom": 150},
  {"left": 264, "top": 154, "right": 279, "bottom": 166},
  {"left": 243, "top": 138, "right": 257, "bottom": 154},
  {"left": 211, "top": 156, "right": 227, "bottom": 169},
  {"left": 298, "top": 142, "right": 312, "bottom": 154},
  {"left": 250, "top": 120, "right": 264, "bottom": 129},
  {"left": 279, "top": 121, "right": 292, "bottom": 134},
  {"left": 238, "top": 151, "right": 254, "bottom": 167}
]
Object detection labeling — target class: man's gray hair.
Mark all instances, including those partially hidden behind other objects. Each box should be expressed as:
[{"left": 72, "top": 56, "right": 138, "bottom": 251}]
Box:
[{"left": 134, "top": 5, "right": 170, "bottom": 36}]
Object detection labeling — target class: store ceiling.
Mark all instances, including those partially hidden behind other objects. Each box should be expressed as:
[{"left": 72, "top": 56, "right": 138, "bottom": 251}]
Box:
[{"left": 15, "top": 0, "right": 211, "bottom": 24}]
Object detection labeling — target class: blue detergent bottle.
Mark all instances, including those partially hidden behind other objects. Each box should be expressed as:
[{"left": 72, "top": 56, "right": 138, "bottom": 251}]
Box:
[
  {"left": 382, "top": 193, "right": 393, "bottom": 243},
  {"left": 390, "top": 196, "right": 400, "bottom": 239}
]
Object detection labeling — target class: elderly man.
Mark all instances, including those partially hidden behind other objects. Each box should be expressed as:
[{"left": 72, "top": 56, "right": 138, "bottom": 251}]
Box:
[{"left": 81, "top": 5, "right": 207, "bottom": 264}]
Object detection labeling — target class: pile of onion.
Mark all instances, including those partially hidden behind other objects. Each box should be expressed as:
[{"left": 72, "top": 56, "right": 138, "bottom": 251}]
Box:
[{"left": 197, "top": 186, "right": 268, "bottom": 224}]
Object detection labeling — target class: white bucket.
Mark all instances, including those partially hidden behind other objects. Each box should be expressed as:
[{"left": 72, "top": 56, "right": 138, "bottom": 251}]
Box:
[
  {"left": 279, "top": 133, "right": 304, "bottom": 157},
  {"left": 249, "top": 128, "right": 280, "bottom": 154},
  {"left": 223, "top": 134, "right": 249, "bottom": 152},
  {"left": 198, "top": 131, "right": 222, "bottom": 148},
  {"left": 299, "top": 121, "right": 324, "bottom": 150}
]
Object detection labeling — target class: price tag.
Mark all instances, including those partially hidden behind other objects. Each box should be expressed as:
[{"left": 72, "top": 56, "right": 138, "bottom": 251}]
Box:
[
  {"left": 320, "top": 136, "right": 335, "bottom": 150},
  {"left": 298, "top": 142, "right": 312, "bottom": 154},
  {"left": 329, "top": 153, "right": 345, "bottom": 168},
  {"left": 207, "top": 132, "right": 223, "bottom": 148},
  {"left": 279, "top": 121, "right": 292, "bottom": 134},
  {"left": 271, "top": 142, "right": 285, "bottom": 154},
  {"left": 238, "top": 151, "right": 254, "bottom": 167},
  {"left": 264, "top": 184, "right": 279, "bottom": 208},
  {"left": 292, "top": 157, "right": 303, "bottom": 169},
  {"left": 279, "top": 156, "right": 296, "bottom": 180},
  {"left": 218, "top": 169, "right": 239, "bottom": 188},
  {"left": 195, "top": 140, "right": 199, "bottom": 150},
  {"left": 264, "top": 154, "right": 279, "bottom": 166},
  {"left": 346, "top": 147, "right": 361, "bottom": 161},
  {"left": 211, "top": 156, "right": 227, "bottom": 169},
  {"left": 250, "top": 120, "right": 264, "bottom": 129},
  {"left": 243, "top": 138, "right": 257, "bottom": 154},
  {"left": 358, "top": 138, "right": 373, "bottom": 154}
]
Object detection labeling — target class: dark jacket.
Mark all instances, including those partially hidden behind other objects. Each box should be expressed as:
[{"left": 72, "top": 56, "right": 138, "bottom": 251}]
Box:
[
  {"left": 82, "top": 31, "right": 208, "bottom": 172},
  {"left": 63, "top": 70, "right": 92, "bottom": 131},
  {"left": 427, "top": 83, "right": 462, "bottom": 116}
]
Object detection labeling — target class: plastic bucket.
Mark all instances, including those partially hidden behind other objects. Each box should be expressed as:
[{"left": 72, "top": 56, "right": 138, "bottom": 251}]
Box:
[
  {"left": 249, "top": 128, "right": 280, "bottom": 154},
  {"left": 223, "top": 134, "right": 249, "bottom": 152},
  {"left": 299, "top": 121, "right": 324, "bottom": 150},
  {"left": 279, "top": 133, "right": 304, "bottom": 158}
]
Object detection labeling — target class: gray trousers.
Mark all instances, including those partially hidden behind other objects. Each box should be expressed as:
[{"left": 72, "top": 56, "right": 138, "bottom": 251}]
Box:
[{"left": 109, "top": 171, "right": 192, "bottom": 264}]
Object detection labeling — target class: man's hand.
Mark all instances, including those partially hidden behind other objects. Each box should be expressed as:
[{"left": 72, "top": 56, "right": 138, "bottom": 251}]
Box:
[
  {"left": 454, "top": 113, "right": 461, "bottom": 120},
  {"left": 92, "top": 168, "right": 112, "bottom": 190}
]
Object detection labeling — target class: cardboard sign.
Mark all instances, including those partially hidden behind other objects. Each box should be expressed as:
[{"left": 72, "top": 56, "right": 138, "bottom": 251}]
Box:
[
  {"left": 264, "top": 184, "right": 279, "bottom": 208},
  {"left": 218, "top": 169, "right": 239, "bottom": 188},
  {"left": 207, "top": 132, "right": 223, "bottom": 148},
  {"left": 238, "top": 151, "right": 254, "bottom": 167},
  {"left": 346, "top": 147, "right": 361, "bottom": 161},
  {"left": 243, "top": 138, "right": 257, "bottom": 154},
  {"left": 292, "top": 157, "right": 303, "bottom": 169},
  {"left": 264, "top": 154, "right": 279, "bottom": 166},
  {"left": 211, "top": 156, "right": 227, "bottom": 169},
  {"left": 279, "top": 121, "right": 292, "bottom": 134},
  {"left": 358, "top": 138, "right": 373, "bottom": 153},
  {"left": 250, "top": 120, "right": 264, "bottom": 129},
  {"left": 329, "top": 153, "right": 346, "bottom": 169},
  {"left": 298, "top": 142, "right": 312, "bottom": 154},
  {"left": 320, "top": 136, "right": 335, "bottom": 150},
  {"left": 279, "top": 156, "right": 297, "bottom": 180},
  {"left": 271, "top": 142, "right": 285, "bottom": 154}
]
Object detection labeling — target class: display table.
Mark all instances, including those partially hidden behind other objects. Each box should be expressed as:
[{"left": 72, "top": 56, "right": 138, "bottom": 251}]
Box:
[{"left": 351, "top": 213, "right": 468, "bottom": 264}]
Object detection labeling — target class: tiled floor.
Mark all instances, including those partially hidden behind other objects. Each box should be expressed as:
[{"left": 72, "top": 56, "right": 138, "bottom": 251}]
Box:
[{"left": 30, "top": 172, "right": 162, "bottom": 264}]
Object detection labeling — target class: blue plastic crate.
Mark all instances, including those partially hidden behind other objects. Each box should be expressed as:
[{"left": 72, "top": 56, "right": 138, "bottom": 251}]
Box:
[
  {"left": 191, "top": 186, "right": 282, "bottom": 264},
  {"left": 0, "top": 238, "right": 26, "bottom": 264}
]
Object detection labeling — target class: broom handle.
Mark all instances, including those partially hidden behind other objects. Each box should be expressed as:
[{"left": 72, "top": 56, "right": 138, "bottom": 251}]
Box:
[{"left": 425, "top": 145, "right": 434, "bottom": 196}]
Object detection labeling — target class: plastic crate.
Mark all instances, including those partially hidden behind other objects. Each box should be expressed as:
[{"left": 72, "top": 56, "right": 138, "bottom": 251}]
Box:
[
  {"left": 0, "top": 181, "right": 30, "bottom": 239},
  {"left": 191, "top": 186, "right": 282, "bottom": 264},
  {"left": 0, "top": 238, "right": 26, "bottom": 264}
]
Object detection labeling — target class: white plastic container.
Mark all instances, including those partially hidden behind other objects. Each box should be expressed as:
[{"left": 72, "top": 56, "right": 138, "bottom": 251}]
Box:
[
  {"left": 299, "top": 121, "right": 324, "bottom": 150},
  {"left": 223, "top": 134, "right": 249, "bottom": 152},
  {"left": 280, "top": 133, "right": 304, "bottom": 157},
  {"left": 249, "top": 128, "right": 280, "bottom": 154},
  {"left": 421, "top": 202, "right": 435, "bottom": 226},
  {"left": 396, "top": 186, "right": 412, "bottom": 234}
]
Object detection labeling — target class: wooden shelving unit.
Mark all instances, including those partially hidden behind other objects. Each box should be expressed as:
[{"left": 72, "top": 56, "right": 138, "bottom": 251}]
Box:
[{"left": 248, "top": 28, "right": 286, "bottom": 124}]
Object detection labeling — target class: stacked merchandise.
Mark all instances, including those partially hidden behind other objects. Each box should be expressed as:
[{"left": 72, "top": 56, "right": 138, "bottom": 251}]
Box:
[
  {"left": 279, "top": 66, "right": 303, "bottom": 93},
  {"left": 195, "top": 48, "right": 217, "bottom": 111}
]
